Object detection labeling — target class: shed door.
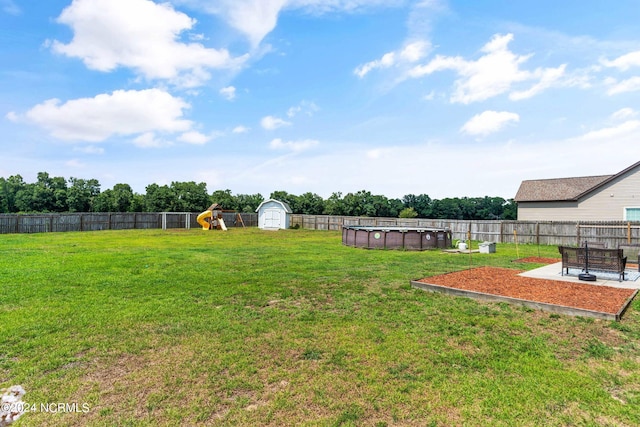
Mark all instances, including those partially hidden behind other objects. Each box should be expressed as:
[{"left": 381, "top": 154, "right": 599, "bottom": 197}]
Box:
[{"left": 264, "top": 209, "right": 281, "bottom": 228}]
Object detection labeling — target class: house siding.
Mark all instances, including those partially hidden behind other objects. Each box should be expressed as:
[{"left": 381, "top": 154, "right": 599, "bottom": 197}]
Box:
[{"left": 518, "top": 166, "right": 640, "bottom": 221}]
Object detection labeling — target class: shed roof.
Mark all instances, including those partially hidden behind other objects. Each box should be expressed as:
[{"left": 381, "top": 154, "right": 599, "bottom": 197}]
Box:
[
  {"left": 255, "top": 199, "right": 293, "bottom": 213},
  {"left": 514, "top": 161, "right": 640, "bottom": 202}
]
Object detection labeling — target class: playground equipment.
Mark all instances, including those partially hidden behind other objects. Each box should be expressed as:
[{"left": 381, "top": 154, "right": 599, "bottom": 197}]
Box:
[
  {"left": 197, "top": 203, "right": 226, "bottom": 230},
  {"left": 196, "top": 203, "right": 246, "bottom": 231}
]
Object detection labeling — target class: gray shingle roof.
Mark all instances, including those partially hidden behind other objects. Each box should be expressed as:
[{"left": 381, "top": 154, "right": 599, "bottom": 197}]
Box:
[
  {"left": 514, "top": 175, "right": 612, "bottom": 202},
  {"left": 514, "top": 161, "right": 640, "bottom": 202}
]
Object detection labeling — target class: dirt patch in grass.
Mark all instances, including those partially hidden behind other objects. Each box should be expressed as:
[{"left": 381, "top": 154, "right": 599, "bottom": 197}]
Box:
[{"left": 415, "top": 266, "right": 636, "bottom": 314}]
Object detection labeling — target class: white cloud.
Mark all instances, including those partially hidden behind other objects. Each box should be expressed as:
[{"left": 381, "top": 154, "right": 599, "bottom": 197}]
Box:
[
  {"left": 269, "top": 137, "right": 318, "bottom": 152},
  {"left": 601, "top": 50, "right": 640, "bottom": 71},
  {"left": 287, "top": 101, "right": 319, "bottom": 118},
  {"left": 461, "top": 110, "right": 520, "bottom": 136},
  {"left": 1, "top": 0, "right": 20, "bottom": 15},
  {"left": 18, "top": 89, "right": 192, "bottom": 142},
  {"left": 261, "top": 115, "right": 292, "bottom": 130},
  {"left": 220, "top": 86, "right": 236, "bottom": 100},
  {"left": 509, "top": 64, "right": 566, "bottom": 100},
  {"left": 355, "top": 52, "right": 397, "bottom": 78},
  {"left": 571, "top": 119, "right": 640, "bottom": 142},
  {"left": 189, "top": 0, "right": 403, "bottom": 47},
  {"left": 133, "top": 132, "right": 170, "bottom": 148},
  {"left": 204, "top": 0, "right": 287, "bottom": 48},
  {"left": 408, "top": 33, "right": 566, "bottom": 104},
  {"left": 366, "top": 148, "right": 393, "bottom": 159},
  {"left": 606, "top": 76, "right": 640, "bottom": 95},
  {"left": 232, "top": 125, "right": 250, "bottom": 133},
  {"left": 242, "top": 118, "right": 639, "bottom": 199},
  {"left": 177, "top": 131, "right": 211, "bottom": 145},
  {"left": 354, "top": 40, "right": 429, "bottom": 78},
  {"left": 422, "top": 91, "right": 436, "bottom": 100},
  {"left": 73, "top": 145, "right": 105, "bottom": 155},
  {"left": 611, "top": 108, "right": 637, "bottom": 121},
  {"left": 65, "top": 159, "right": 86, "bottom": 168},
  {"left": 5, "top": 111, "right": 19, "bottom": 122},
  {"left": 51, "top": 0, "right": 246, "bottom": 87}
]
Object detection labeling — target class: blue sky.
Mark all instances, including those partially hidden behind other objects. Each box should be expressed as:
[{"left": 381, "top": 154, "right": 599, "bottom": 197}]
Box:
[{"left": 2, "top": 0, "right": 640, "bottom": 200}]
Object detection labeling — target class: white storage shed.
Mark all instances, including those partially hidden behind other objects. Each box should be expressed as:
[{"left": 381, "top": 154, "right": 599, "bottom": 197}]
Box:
[{"left": 256, "top": 199, "right": 293, "bottom": 230}]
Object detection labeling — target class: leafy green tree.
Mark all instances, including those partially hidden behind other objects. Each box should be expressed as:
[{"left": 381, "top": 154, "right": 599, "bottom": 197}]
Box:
[
  {"left": 90, "top": 190, "right": 113, "bottom": 212},
  {"left": 93, "top": 184, "right": 138, "bottom": 212},
  {"left": 131, "top": 193, "right": 146, "bottom": 212},
  {"left": 234, "top": 193, "right": 264, "bottom": 213},
  {"left": 503, "top": 199, "right": 517, "bottom": 220},
  {"left": 399, "top": 207, "right": 418, "bottom": 218},
  {"left": 145, "top": 184, "right": 176, "bottom": 212},
  {"left": 475, "top": 196, "right": 507, "bottom": 220},
  {"left": 402, "top": 194, "right": 432, "bottom": 218},
  {"left": 67, "top": 177, "right": 100, "bottom": 212},
  {"left": 50, "top": 176, "right": 68, "bottom": 212},
  {"left": 14, "top": 172, "right": 68, "bottom": 212},
  {"left": 0, "top": 175, "right": 25, "bottom": 213},
  {"left": 323, "top": 192, "right": 345, "bottom": 215},
  {"left": 171, "top": 181, "right": 209, "bottom": 212},
  {"left": 388, "top": 198, "right": 404, "bottom": 217},
  {"left": 341, "top": 192, "right": 360, "bottom": 216},
  {"left": 296, "top": 192, "right": 324, "bottom": 214},
  {"left": 269, "top": 191, "right": 299, "bottom": 212},
  {"left": 342, "top": 190, "right": 373, "bottom": 216},
  {"left": 210, "top": 189, "right": 236, "bottom": 211},
  {"left": 0, "top": 178, "right": 6, "bottom": 213},
  {"left": 372, "top": 194, "right": 400, "bottom": 217},
  {"left": 14, "top": 184, "right": 35, "bottom": 212},
  {"left": 112, "top": 184, "right": 136, "bottom": 212},
  {"left": 431, "top": 198, "right": 463, "bottom": 219}
]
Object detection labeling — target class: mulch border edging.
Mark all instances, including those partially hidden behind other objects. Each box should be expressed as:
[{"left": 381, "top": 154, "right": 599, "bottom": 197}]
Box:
[{"left": 410, "top": 280, "right": 638, "bottom": 321}]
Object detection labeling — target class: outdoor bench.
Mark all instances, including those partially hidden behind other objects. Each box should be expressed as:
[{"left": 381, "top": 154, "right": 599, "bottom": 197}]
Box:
[
  {"left": 618, "top": 243, "right": 640, "bottom": 272},
  {"left": 558, "top": 246, "right": 627, "bottom": 281}
]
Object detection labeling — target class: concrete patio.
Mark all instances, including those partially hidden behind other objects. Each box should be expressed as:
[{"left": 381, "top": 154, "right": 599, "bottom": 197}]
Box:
[{"left": 519, "top": 262, "right": 640, "bottom": 290}]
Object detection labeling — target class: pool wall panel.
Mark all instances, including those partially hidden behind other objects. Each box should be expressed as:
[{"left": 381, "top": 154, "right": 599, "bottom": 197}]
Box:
[{"left": 342, "top": 226, "right": 451, "bottom": 251}]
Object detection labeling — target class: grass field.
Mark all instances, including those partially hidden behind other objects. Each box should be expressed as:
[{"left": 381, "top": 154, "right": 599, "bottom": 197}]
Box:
[{"left": 1, "top": 228, "right": 639, "bottom": 426}]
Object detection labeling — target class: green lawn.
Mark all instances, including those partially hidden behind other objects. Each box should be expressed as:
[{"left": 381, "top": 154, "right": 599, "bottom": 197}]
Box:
[{"left": 1, "top": 228, "right": 639, "bottom": 426}]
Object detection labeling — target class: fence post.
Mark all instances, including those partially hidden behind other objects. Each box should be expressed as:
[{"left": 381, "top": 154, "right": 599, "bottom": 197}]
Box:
[{"left": 576, "top": 222, "right": 580, "bottom": 246}]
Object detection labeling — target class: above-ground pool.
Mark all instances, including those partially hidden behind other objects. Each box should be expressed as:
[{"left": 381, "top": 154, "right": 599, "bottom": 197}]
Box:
[{"left": 342, "top": 226, "right": 451, "bottom": 250}]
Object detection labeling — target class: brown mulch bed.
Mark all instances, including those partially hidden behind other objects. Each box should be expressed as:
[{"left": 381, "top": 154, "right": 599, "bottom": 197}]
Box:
[
  {"left": 416, "top": 266, "right": 637, "bottom": 314},
  {"left": 513, "top": 257, "right": 560, "bottom": 264}
]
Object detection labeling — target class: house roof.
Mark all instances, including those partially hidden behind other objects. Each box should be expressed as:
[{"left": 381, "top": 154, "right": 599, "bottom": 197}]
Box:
[
  {"left": 514, "top": 161, "right": 640, "bottom": 202},
  {"left": 255, "top": 199, "right": 293, "bottom": 213}
]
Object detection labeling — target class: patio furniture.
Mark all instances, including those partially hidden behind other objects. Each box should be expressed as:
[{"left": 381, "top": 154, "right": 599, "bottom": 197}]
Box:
[
  {"left": 558, "top": 246, "right": 627, "bottom": 281},
  {"left": 618, "top": 243, "right": 640, "bottom": 272}
]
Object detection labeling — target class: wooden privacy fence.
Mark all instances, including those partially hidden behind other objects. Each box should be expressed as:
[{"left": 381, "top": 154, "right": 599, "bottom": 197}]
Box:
[
  {"left": 0, "top": 212, "right": 257, "bottom": 234},
  {"left": 290, "top": 214, "right": 640, "bottom": 247},
  {"left": 2, "top": 212, "right": 639, "bottom": 247}
]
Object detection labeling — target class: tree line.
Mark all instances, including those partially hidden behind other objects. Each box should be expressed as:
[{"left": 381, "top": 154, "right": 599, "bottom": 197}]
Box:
[{"left": 0, "top": 172, "right": 517, "bottom": 220}]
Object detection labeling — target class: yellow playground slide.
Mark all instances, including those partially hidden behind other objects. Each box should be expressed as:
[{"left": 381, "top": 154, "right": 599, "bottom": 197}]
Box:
[
  {"left": 197, "top": 210, "right": 211, "bottom": 230},
  {"left": 196, "top": 210, "right": 228, "bottom": 231}
]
